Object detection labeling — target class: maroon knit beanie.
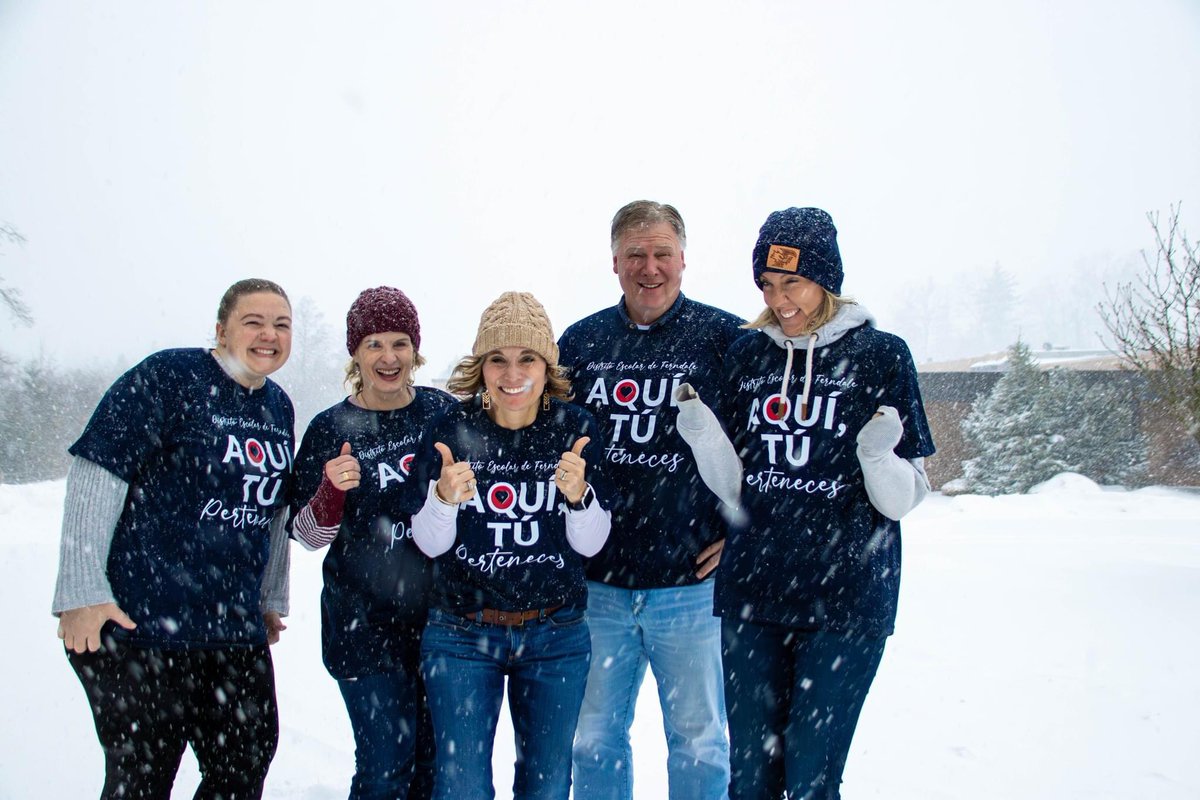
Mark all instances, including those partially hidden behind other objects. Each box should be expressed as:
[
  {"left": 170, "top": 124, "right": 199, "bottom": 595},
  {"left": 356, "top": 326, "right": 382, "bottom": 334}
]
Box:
[{"left": 346, "top": 287, "right": 421, "bottom": 354}]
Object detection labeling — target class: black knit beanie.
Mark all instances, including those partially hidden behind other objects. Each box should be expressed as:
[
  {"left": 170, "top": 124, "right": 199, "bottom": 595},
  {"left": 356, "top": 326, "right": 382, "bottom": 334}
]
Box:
[{"left": 751, "top": 207, "right": 843, "bottom": 294}]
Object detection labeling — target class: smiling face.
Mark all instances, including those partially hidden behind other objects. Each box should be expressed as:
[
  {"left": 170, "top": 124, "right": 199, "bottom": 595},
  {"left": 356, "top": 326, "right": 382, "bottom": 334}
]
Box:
[
  {"left": 759, "top": 272, "right": 826, "bottom": 337},
  {"left": 481, "top": 346, "right": 548, "bottom": 429},
  {"left": 613, "top": 221, "right": 686, "bottom": 326},
  {"left": 354, "top": 331, "right": 415, "bottom": 409},
  {"left": 215, "top": 291, "right": 293, "bottom": 384}
]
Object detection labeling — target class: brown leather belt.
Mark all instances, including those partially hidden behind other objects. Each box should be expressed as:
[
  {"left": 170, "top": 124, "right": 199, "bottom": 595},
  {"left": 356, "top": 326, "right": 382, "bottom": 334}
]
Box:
[{"left": 466, "top": 605, "right": 563, "bottom": 626}]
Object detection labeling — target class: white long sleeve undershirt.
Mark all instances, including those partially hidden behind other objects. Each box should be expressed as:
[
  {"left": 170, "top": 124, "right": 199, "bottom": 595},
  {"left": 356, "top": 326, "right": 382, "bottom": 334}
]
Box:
[
  {"left": 411, "top": 480, "right": 611, "bottom": 558},
  {"left": 52, "top": 455, "right": 291, "bottom": 617}
]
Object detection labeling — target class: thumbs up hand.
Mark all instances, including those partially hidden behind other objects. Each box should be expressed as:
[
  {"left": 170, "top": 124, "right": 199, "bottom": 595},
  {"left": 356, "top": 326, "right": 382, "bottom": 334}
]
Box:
[
  {"left": 555, "top": 436, "right": 590, "bottom": 505},
  {"left": 323, "top": 441, "right": 361, "bottom": 491},
  {"left": 434, "top": 442, "right": 477, "bottom": 505}
]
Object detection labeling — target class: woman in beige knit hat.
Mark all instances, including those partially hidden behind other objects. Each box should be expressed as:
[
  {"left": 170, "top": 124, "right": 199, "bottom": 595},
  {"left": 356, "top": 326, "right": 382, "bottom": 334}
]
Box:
[{"left": 410, "top": 291, "right": 613, "bottom": 800}]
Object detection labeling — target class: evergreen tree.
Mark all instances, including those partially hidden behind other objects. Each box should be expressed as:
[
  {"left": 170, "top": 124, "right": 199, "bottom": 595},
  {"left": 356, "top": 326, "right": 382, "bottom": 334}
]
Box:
[
  {"left": 972, "top": 264, "right": 1020, "bottom": 353},
  {"left": 0, "top": 355, "right": 115, "bottom": 483},
  {"left": 272, "top": 296, "right": 346, "bottom": 433},
  {"left": 1042, "top": 370, "right": 1147, "bottom": 486},
  {"left": 961, "top": 341, "right": 1061, "bottom": 494},
  {"left": 961, "top": 341, "right": 1149, "bottom": 494}
]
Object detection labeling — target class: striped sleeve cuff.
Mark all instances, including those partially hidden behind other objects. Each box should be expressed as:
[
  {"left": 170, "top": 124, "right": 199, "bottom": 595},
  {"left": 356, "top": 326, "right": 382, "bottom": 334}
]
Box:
[{"left": 292, "top": 502, "right": 339, "bottom": 551}]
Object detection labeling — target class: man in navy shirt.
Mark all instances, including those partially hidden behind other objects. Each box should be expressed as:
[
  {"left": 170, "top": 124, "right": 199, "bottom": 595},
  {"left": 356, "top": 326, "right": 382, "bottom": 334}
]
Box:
[{"left": 560, "top": 201, "right": 743, "bottom": 800}]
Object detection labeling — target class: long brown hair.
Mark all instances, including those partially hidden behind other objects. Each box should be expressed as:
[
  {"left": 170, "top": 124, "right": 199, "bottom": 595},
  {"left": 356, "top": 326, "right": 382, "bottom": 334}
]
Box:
[{"left": 446, "top": 352, "right": 573, "bottom": 401}]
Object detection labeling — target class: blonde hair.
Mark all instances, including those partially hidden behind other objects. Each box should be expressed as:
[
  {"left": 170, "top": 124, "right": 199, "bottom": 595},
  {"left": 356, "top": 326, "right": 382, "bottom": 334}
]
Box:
[
  {"left": 742, "top": 290, "right": 854, "bottom": 334},
  {"left": 446, "top": 352, "right": 573, "bottom": 402},
  {"left": 344, "top": 351, "right": 427, "bottom": 394}
]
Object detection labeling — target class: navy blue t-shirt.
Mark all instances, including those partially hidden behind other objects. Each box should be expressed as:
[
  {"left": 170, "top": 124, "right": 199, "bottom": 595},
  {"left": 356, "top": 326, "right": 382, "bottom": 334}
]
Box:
[
  {"left": 715, "top": 325, "right": 935, "bottom": 636},
  {"left": 411, "top": 397, "right": 611, "bottom": 613},
  {"left": 557, "top": 294, "right": 745, "bottom": 588},
  {"left": 290, "top": 388, "right": 454, "bottom": 679},
  {"left": 70, "top": 348, "right": 295, "bottom": 648}
]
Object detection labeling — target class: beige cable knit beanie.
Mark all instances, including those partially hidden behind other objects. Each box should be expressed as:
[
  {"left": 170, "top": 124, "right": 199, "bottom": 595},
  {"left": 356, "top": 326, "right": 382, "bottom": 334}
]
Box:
[{"left": 472, "top": 291, "right": 560, "bottom": 366}]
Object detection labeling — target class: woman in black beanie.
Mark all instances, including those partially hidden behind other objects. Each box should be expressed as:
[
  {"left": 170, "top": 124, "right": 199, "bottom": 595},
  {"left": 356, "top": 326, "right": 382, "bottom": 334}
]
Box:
[
  {"left": 675, "top": 208, "right": 936, "bottom": 799},
  {"left": 289, "top": 286, "right": 454, "bottom": 800}
]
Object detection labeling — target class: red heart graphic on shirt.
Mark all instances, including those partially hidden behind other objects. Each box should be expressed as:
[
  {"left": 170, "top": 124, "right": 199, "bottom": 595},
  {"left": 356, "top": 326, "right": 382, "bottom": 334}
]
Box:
[
  {"left": 488, "top": 484, "right": 516, "bottom": 511},
  {"left": 765, "top": 394, "right": 791, "bottom": 422},
  {"left": 614, "top": 380, "right": 638, "bottom": 404}
]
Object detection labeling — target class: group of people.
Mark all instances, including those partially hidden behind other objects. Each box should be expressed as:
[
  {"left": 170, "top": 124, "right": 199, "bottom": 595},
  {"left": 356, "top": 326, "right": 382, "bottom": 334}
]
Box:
[{"left": 52, "top": 201, "right": 935, "bottom": 800}]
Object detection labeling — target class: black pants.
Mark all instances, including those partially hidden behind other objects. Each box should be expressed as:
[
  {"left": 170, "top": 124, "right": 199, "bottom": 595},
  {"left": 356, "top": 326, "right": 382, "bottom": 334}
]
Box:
[
  {"left": 68, "top": 636, "right": 279, "bottom": 800},
  {"left": 722, "top": 620, "right": 887, "bottom": 800}
]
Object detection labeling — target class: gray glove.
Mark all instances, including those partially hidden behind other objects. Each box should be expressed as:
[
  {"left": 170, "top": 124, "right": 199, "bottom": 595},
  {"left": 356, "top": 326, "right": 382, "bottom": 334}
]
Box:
[
  {"left": 856, "top": 405, "right": 903, "bottom": 456},
  {"left": 674, "top": 383, "right": 705, "bottom": 432}
]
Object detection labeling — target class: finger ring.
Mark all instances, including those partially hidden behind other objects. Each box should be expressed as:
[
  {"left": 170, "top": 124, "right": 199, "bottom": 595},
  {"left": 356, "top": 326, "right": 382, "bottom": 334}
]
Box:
[
  {"left": 341, "top": 471, "right": 350, "bottom": 482},
  {"left": 557, "top": 469, "right": 566, "bottom": 481},
  {"left": 467, "top": 479, "right": 476, "bottom": 491}
]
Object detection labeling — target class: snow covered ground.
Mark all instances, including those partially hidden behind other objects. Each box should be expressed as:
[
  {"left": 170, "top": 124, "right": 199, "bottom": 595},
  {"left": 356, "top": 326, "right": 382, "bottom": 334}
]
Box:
[{"left": 3, "top": 474, "right": 1198, "bottom": 799}]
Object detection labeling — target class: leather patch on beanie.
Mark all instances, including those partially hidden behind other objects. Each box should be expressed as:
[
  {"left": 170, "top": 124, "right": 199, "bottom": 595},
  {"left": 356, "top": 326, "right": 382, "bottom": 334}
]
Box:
[{"left": 766, "top": 244, "right": 801, "bottom": 272}]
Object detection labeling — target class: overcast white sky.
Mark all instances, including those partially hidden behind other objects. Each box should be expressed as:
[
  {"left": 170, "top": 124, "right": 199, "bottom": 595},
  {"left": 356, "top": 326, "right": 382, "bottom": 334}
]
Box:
[{"left": 2, "top": 0, "right": 1198, "bottom": 375}]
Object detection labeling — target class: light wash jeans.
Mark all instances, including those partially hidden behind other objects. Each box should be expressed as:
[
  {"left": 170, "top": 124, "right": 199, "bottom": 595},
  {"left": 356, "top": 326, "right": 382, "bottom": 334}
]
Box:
[{"left": 573, "top": 580, "right": 730, "bottom": 800}]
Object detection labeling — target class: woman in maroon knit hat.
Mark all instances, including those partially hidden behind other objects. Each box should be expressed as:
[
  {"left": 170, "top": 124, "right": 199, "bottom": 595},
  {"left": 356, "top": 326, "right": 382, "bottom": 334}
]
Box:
[{"left": 289, "top": 286, "right": 454, "bottom": 800}]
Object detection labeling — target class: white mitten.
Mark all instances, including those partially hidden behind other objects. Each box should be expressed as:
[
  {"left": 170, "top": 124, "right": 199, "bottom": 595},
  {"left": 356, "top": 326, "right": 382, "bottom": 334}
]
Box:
[{"left": 856, "top": 405, "right": 903, "bottom": 456}]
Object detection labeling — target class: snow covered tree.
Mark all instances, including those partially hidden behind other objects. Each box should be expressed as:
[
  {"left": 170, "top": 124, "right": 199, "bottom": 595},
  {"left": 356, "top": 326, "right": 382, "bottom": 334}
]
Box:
[
  {"left": 1099, "top": 205, "right": 1200, "bottom": 446},
  {"left": 961, "top": 341, "right": 1148, "bottom": 494},
  {"left": 272, "top": 296, "right": 346, "bottom": 433},
  {"left": 961, "top": 341, "right": 1060, "bottom": 494},
  {"left": 0, "top": 355, "right": 115, "bottom": 483},
  {"left": 1041, "top": 370, "right": 1147, "bottom": 487},
  {"left": 972, "top": 264, "right": 1019, "bottom": 353},
  {"left": 0, "top": 222, "right": 32, "bottom": 327}
]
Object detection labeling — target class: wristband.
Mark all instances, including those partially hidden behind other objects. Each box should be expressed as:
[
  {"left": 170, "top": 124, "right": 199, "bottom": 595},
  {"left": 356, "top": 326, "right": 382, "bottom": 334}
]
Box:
[{"left": 568, "top": 484, "right": 595, "bottom": 512}]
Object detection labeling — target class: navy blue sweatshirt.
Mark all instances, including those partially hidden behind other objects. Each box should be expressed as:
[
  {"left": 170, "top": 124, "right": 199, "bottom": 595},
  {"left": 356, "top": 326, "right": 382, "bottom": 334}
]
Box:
[
  {"left": 410, "top": 397, "right": 611, "bottom": 613},
  {"left": 716, "top": 318, "right": 934, "bottom": 636},
  {"left": 558, "top": 294, "right": 745, "bottom": 588},
  {"left": 291, "top": 388, "right": 453, "bottom": 678},
  {"left": 69, "top": 348, "right": 295, "bottom": 648}
]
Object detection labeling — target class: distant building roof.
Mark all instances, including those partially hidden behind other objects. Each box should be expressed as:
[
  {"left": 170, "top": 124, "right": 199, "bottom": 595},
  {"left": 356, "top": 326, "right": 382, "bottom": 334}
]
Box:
[{"left": 918, "top": 347, "right": 1127, "bottom": 373}]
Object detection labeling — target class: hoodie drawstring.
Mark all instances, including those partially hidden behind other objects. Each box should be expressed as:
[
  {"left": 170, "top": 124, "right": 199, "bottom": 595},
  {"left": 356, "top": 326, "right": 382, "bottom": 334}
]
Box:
[
  {"left": 800, "top": 334, "right": 816, "bottom": 418},
  {"left": 778, "top": 334, "right": 817, "bottom": 418},
  {"left": 779, "top": 340, "right": 795, "bottom": 412}
]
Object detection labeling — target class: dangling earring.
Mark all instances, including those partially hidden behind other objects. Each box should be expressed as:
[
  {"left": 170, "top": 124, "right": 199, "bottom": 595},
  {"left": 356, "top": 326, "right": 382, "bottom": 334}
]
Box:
[
  {"left": 482, "top": 390, "right": 492, "bottom": 410},
  {"left": 542, "top": 391, "right": 550, "bottom": 411}
]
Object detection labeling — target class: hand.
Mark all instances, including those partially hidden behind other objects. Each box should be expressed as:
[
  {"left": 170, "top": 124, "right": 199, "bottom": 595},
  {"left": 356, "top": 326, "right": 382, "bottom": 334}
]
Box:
[
  {"left": 57, "top": 602, "right": 136, "bottom": 654},
  {"left": 263, "top": 611, "right": 287, "bottom": 646},
  {"left": 324, "top": 442, "right": 361, "bottom": 491},
  {"left": 555, "top": 437, "right": 590, "bottom": 505},
  {"left": 434, "top": 442, "right": 476, "bottom": 504},
  {"left": 856, "top": 405, "right": 903, "bottom": 456},
  {"left": 695, "top": 538, "right": 724, "bottom": 579}
]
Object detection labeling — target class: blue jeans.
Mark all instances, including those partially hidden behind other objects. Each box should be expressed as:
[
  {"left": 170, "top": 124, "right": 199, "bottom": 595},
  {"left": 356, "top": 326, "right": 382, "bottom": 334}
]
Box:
[
  {"left": 420, "top": 606, "right": 591, "bottom": 800},
  {"left": 573, "top": 581, "right": 730, "bottom": 800},
  {"left": 337, "top": 664, "right": 435, "bottom": 800},
  {"left": 722, "top": 620, "right": 887, "bottom": 800}
]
